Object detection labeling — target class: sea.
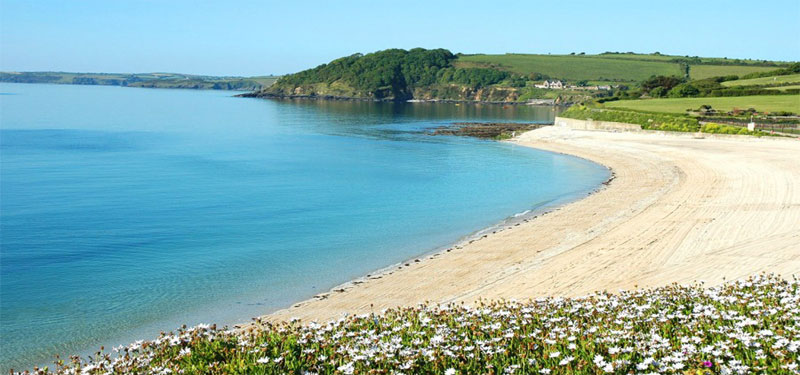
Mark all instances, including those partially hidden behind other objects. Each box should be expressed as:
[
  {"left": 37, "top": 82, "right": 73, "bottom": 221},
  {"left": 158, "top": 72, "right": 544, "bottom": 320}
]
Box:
[{"left": 0, "top": 82, "right": 609, "bottom": 371}]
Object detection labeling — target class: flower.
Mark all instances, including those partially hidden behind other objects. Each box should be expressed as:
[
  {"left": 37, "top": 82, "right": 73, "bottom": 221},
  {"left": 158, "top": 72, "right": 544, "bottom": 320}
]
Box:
[
  {"left": 703, "top": 361, "right": 713, "bottom": 368},
  {"left": 337, "top": 362, "right": 355, "bottom": 375},
  {"left": 445, "top": 369, "right": 456, "bottom": 375}
]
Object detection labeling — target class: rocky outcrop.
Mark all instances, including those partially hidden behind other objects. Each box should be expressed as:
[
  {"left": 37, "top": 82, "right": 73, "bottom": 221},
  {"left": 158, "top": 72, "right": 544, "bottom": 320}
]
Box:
[
  {"left": 245, "top": 83, "right": 527, "bottom": 104},
  {"left": 412, "top": 85, "right": 521, "bottom": 103},
  {"left": 431, "top": 122, "right": 546, "bottom": 139}
]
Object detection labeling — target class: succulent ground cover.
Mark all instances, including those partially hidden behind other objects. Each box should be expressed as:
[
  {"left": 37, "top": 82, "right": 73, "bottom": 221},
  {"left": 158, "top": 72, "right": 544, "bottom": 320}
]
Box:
[{"left": 18, "top": 274, "right": 799, "bottom": 375}]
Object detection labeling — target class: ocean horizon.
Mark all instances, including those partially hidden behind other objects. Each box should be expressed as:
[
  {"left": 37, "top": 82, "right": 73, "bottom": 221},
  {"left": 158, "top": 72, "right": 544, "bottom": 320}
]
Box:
[{"left": 0, "top": 83, "right": 609, "bottom": 371}]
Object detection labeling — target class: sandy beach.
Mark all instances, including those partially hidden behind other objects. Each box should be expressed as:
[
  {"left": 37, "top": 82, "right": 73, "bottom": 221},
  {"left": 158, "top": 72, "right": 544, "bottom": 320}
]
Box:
[{"left": 264, "top": 126, "right": 800, "bottom": 324}]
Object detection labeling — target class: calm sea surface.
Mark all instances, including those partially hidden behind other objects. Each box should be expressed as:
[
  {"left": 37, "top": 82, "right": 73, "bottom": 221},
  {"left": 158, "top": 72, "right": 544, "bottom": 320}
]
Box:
[{"left": 0, "top": 83, "right": 608, "bottom": 370}]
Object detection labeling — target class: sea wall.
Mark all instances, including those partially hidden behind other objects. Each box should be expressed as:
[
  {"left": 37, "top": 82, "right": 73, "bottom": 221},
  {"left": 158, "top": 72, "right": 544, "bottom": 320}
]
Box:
[{"left": 554, "top": 116, "right": 643, "bottom": 132}]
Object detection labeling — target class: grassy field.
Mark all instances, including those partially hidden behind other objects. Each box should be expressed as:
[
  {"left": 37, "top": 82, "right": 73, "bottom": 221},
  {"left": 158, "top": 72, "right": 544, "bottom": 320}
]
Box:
[
  {"left": 598, "top": 53, "right": 786, "bottom": 66},
  {"left": 768, "top": 84, "right": 800, "bottom": 91},
  {"left": 689, "top": 65, "right": 778, "bottom": 80},
  {"left": 595, "top": 53, "right": 677, "bottom": 61},
  {"left": 455, "top": 54, "right": 786, "bottom": 83},
  {"left": 722, "top": 73, "right": 800, "bottom": 87},
  {"left": 604, "top": 95, "right": 800, "bottom": 114},
  {"left": 456, "top": 54, "right": 683, "bottom": 82}
]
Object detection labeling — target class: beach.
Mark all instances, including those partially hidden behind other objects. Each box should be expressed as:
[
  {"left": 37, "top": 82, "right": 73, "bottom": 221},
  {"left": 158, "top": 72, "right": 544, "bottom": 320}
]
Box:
[{"left": 265, "top": 126, "right": 800, "bottom": 323}]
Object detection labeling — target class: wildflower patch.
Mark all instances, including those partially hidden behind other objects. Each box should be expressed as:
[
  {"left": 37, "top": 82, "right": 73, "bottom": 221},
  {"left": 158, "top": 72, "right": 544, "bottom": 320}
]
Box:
[{"left": 18, "top": 274, "right": 799, "bottom": 374}]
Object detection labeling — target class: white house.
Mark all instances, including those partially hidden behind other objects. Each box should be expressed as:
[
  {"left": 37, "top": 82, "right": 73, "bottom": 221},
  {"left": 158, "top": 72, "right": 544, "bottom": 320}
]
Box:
[{"left": 534, "top": 80, "right": 564, "bottom": 89}]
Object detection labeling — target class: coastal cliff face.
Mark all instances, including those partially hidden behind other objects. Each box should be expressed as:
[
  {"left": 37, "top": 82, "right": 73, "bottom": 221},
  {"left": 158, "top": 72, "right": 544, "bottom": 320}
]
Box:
[
  {"left": 245, "top": 82, "right": 524, "bottom": 103},
  {"left": 412, "top": 85, "right": 521, "bottom": 102}
]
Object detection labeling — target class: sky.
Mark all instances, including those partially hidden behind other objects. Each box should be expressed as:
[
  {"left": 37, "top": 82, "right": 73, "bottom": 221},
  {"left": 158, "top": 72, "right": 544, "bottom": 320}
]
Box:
[{"left": 1, "top": 0, "right": 798, "bottom": 77}]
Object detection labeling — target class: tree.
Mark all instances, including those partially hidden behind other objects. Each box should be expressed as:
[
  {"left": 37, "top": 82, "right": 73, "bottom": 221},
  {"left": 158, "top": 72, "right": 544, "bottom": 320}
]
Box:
[
  {"left": 641, "top": 75, "right": 684, "bottom": 93},
  {"left": 667, "top": 83, "right": 700, "bottom": 98},
  {"left": 649, "top": 86, "right": 666, "bottom": 97}
]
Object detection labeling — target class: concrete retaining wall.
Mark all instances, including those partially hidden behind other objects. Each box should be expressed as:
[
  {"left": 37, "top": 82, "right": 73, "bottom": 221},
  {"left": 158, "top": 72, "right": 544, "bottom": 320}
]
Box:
[{"left": 554, "top": 117, "right": 642, "bottom": 132}]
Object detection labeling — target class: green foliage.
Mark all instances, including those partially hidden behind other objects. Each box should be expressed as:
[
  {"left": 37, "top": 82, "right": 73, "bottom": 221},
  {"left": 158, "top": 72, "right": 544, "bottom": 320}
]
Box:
[
  {"left": 739, "top": 62, "right": 800, "bottom": 80},
  {"left": 272, "top": 48, "right": 456, "bottom": 99},
  {"left": 668, "top": 83, "right": 700, "bottom": 98},
  {"left": 507, "top": 75, "right": 528, "bottom": 88},
  {"left": 649, "top": 86, "right": 667, "bottom": 98},
  {"left": 517, "top": 87, "right": 558, "bottom": 101},
  {"left": 641, "top": 75, "right": 684, "bottom": 94},
  {"left": 437, "top": 67, "right": 509, "bottom": 88},
  {"left": 560, "top": 105, "right": 700, "bottom": 132},
  {"left": 700, "top": 122, "right": 767, "bottom": 136}
]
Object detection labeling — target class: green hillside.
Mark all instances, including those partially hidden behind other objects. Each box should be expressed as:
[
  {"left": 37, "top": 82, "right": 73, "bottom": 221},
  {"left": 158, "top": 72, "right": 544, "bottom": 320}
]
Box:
[
  {"left": 722, "top": 73, "right": 800, "bottom": 87},
  {"left": 768, "top": 85, "right": 800, "bottom": 91},
  {"left": 689, "top": 65, "right": 777, "bottom": 79},
  {"left": 603, "top": 95, "right": 800, "bottom": 114},
  {"left": 248, "top": 49, "right": 795, "bottom": 104},
  {"left": 456, "top": 54, "right": 683, "bottom": 82},
  {"left": 456, "top": 53, "right": 787, "bottom": 82}
]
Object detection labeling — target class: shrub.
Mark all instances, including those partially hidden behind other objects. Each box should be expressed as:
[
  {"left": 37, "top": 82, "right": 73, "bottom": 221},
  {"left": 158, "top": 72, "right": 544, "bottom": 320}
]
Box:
[
  {"left": 560, "top": 106, "right": 700, "bottom": 132},
  {"left": 668, "top": 83, "right": 700, "bottom": 98},
  {"left": 700, "top": 122, "right": 767, "bottom": 136}
]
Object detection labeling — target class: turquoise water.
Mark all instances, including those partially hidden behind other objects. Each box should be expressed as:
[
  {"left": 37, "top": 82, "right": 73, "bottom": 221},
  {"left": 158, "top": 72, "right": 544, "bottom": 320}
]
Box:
[{"left": 0, "top": 83, "right": 609, "bottom": 371}]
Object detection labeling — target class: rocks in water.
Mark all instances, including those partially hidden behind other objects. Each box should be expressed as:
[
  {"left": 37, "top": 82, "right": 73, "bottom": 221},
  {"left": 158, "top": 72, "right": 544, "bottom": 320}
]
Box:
[{"left": 431, "top": 122, "right": 547, "bottom": 139}]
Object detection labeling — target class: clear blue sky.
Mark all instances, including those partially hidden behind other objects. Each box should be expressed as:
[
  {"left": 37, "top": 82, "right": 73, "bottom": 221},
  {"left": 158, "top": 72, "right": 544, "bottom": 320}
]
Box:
[{"left": 1, "top": 0, "right": 798, "bottom": 76}]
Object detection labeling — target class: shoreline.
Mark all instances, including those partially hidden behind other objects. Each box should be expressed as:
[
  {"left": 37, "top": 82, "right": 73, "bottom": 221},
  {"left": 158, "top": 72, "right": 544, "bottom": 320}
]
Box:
[
  {"left": 253, "top": 129, "right": 623, "bottom": 324},
  {"left": 236, "top": 92, "right": 572, "bottom": 106},
  {"left": 250, "top": 167, "right": 613, "bottom": 321},
  {"left": 259, "top": 125, "right": 800, "bottom": 324}
]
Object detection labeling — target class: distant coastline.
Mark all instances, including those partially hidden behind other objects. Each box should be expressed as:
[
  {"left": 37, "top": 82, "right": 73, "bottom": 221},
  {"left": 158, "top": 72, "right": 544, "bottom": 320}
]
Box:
[{"left": 0, "top": 71, "right": 279, "bottom": 91}]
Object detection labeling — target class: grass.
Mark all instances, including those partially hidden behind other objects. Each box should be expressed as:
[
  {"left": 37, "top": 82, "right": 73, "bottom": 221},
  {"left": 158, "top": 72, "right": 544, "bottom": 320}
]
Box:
[
  {"left": 595, "top": 53, "right": 680, "bottom": 62},
  {"left": 722, "top": 73, "right": 800, "bottom": 87},
  {"left": 768, "top": 85, "right": 800, "bottom": 91},
  {"left": 598, "top": 53, "right": 787, "bottom": 66},
  {"left": 689, "top": 65, "right": 778, "bottom": 80},
  {"left": 251, "top": 76, "right": 280, "bottom": 87},
  {"left": 604, "top": 95, "right": 800, "bottom": 114},
  {"left": 19, "top": 275, "right": 799, "bottom": 375},
  {"left": 456, "top": 54, "right": 683, "bottom": 82},
  {"left": 455, "top": 54, "right": 787, "bottom": 83}
]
